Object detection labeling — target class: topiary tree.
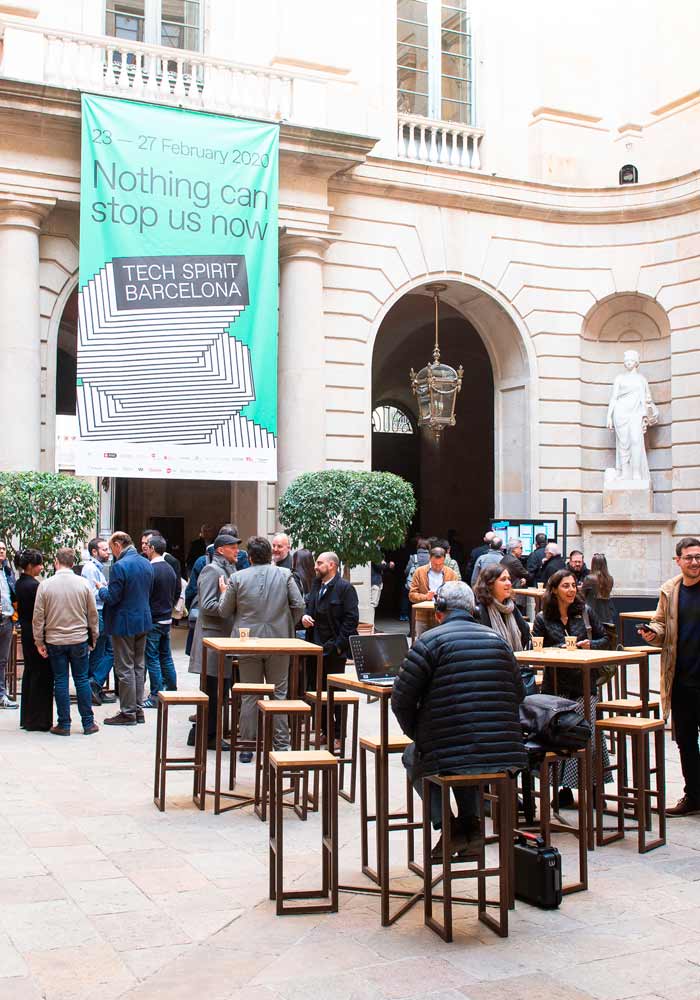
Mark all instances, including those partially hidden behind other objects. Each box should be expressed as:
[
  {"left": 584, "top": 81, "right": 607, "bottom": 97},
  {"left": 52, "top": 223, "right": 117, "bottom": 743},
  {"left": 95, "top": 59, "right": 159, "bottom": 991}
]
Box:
[
  {"left": 0, "top": 472, "right": 99, "bottom": 564},
  {"left": 278, "top": 470, "right": 416, "bottom": 576}
]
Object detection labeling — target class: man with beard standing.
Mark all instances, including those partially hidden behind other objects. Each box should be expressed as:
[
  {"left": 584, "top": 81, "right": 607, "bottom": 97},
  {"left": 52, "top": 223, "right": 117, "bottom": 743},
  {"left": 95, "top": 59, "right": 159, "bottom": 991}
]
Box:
[{"left": 302, "top": 552, "right": 359, "bottom": 745}]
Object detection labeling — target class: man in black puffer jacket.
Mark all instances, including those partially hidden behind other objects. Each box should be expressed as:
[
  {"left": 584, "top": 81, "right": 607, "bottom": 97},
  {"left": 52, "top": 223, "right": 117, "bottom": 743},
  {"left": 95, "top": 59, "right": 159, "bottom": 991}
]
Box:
[{"left": 392, "top": 581, "right": 526, "bottom": 858}]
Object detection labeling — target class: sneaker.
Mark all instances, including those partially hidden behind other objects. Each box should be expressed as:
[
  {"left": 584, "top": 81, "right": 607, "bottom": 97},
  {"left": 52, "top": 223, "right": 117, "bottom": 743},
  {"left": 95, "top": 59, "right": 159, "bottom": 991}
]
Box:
[
  {"left": 142, "top": 698, "right": 159, "bottom": 709},
  {"left": 666, "top": 795, "right": 700, "bottom": 817},
  {"left": 0, "top": 695, "right": 18, "bottom": 710},
  {"left": 103, "top": 712, "right": 137, "bottom": 726},
  {"left": 83, "top": 724, "right": 99, "bottom": 736},
  {"left": 50, "top": 725, "right": 70, "bottom": 736},
  {"left": 239, "top": 750, "right": 253, "bottom": 763}
]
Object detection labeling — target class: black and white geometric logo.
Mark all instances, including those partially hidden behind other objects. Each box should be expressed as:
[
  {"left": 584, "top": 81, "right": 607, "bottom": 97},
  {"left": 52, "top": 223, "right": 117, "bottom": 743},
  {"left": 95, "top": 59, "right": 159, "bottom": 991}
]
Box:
[{"left": 77, "top": 254, "right": 275, "bottom": 449}]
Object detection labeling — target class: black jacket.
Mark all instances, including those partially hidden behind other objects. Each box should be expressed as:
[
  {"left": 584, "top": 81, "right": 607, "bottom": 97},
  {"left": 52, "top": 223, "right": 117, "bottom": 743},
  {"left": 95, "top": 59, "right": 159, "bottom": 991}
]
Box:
[
  {"left": 566, "top": 561, "right": 590, "bottom": 586},
  {"left": 501, "top": 553, "right": 528, "bottom": 587},
  {"left": 304, "top": 574, "right": 359, "bottom": 658},
  {"left": 526, "top": 545, "right": 546, "bottom": 585},
  {"left": 391, "top": 610, "right": 527, "bottom": 778},
  {"left": 532, "top": 607, "right": 608, "bottom": 697},
  {"left": 149, "top": 559, "right": 180, "bottom": 621},
  {"left": 541, "top": 555, "right": 566, "bottom": 585}
]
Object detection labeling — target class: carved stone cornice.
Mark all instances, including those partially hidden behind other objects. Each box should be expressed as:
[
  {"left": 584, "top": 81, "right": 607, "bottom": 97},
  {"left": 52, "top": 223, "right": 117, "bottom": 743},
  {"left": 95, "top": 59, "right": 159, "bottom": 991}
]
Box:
[{"left": 0, "top": 196, "right": 55, "bottom": 230}]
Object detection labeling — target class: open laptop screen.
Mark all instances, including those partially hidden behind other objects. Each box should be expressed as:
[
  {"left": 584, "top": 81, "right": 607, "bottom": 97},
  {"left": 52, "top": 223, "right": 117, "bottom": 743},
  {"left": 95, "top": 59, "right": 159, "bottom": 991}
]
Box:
[{"left": 349, "top": 633, "right": 409, "bottom": 681}]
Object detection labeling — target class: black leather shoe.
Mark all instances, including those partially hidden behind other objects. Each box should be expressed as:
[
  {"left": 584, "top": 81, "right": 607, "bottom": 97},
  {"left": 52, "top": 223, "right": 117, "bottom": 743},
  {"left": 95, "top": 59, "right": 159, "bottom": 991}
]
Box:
[{"left": 100, "top": 693, "right": 117, "bottom": 704}]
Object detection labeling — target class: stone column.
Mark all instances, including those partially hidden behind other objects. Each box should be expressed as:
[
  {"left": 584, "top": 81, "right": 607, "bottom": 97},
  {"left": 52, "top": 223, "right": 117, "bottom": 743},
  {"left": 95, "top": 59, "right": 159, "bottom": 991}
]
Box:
[
  {"left": 0, "top": 200, "right": 51, "bottom": 471},
  {"left": 277, "top": 230, "right": 332, "bottom": 500}
]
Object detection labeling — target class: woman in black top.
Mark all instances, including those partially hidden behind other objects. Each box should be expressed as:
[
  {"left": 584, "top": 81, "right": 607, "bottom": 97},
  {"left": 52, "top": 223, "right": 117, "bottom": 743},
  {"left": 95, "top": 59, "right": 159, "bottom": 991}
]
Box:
[
  {"left": 532, "top": 568, "right": 609, "bottom": 802},
  {"left": 16, "top": 549, "right": 53, "bottom": 732},
  {"left": 474, "top": 563, "right": 536, "bottom": 694}
]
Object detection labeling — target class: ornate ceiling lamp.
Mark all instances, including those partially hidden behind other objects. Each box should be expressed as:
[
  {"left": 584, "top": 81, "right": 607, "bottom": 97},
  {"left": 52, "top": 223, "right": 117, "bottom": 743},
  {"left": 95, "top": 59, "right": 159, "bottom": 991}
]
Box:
[{"left": 409, "top": 283, "right": 463, "bottom": 440}]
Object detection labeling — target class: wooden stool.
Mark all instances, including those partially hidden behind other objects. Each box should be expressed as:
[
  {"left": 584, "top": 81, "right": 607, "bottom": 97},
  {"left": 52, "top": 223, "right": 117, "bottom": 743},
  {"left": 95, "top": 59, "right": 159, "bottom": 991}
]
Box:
[
  {"left": 597, "top": 696, "right": 660, "bottom": 755},
  {"left": 305, "top": 690, "right": 360, "bottom": 802},
  {"left": 518, "top": 749, "right": 588, "bottom": 894},
  {"left": 228, "top": 682, "right": 275, "bottom": 801},
  {"left": 423, "top": 773, "right": 512, "bottom": 941},
  {"left": 359, "top": 734, "right": 423, "bottom": 884},
  {"left": 154, "top": 691, "right": 208, "bottom": 812},
  {"left": 595, "top": 716, "right": 666, "bottom": 853},
  {"left": 269, "top": 750, "right": 339, "bottom": 915},
  {"left": 255, "top": 700, "right": 312, "bottom": 821}
]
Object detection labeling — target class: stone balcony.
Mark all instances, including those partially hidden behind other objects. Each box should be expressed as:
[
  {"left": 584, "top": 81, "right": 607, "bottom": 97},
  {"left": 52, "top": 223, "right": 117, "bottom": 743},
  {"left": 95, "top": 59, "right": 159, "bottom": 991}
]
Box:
[
  {"left": 0, "top": 20, "right": 320, "bottom": 124},
  {"left": 397, "top": 112, "right": 484, "bottom": 170}
]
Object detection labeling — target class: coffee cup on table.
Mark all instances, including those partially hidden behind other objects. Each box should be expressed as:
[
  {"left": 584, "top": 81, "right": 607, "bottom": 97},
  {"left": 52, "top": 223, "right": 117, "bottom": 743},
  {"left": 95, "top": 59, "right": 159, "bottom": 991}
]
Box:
[
  {"left": 239, "top": 628, "right": 250, "bottom": 640},
  {"left": 564, "top": 635, "right": 578, "bottom": 650},
  {"left": 532, "top": 636, "right": 544, "bottom": 651}
]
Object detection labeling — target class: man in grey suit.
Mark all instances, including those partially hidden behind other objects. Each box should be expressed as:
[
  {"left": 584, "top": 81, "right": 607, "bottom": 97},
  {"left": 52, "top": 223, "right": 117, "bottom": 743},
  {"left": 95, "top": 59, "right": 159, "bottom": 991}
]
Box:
[
  {"left": 218, "top": 535, "right": 305, "bottom": 759},
  {"left": 188, "top": 532, "right": 240, "bottom": 748}
]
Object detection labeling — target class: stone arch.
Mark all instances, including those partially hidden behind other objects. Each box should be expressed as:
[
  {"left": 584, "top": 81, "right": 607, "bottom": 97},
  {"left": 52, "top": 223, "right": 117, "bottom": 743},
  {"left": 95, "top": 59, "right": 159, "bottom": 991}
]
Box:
[
  {"left": 39, "top": 214, "right": 79, "bottom": 470},
  {"left": 581, "top": 292, "right": 672, "bottom": 508},
  {"left": 369, "top": 272, "right": 538, "bottom": 519}
]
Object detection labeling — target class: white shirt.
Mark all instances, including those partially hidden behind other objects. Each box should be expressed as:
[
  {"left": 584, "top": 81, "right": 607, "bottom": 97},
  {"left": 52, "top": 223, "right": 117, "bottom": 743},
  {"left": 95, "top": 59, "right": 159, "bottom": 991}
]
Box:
[
  {"left": 428, "top": 569, "right": 444, "bottom": 593},
  {"left": 0, "top": 569, "right": 12, "bottom": 617}
]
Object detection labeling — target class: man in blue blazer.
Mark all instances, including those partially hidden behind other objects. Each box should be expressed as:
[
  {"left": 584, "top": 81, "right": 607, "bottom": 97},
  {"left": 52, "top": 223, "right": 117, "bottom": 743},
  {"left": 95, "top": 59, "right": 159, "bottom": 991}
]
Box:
[{"left": 97, "top": 531, "right": 154, "bottom": 726}]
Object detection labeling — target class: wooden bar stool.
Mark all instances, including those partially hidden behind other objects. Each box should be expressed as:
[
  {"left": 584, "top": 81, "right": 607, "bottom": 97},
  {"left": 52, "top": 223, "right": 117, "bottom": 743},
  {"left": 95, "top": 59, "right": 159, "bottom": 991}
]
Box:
[
  {"left": 154, "top": 691, "right": 208, "bottom": 812},
  {"left": 269, "top": 750, "right": 339, "bottom": 915},
  {"left": 423, "top": 773, "right": 512, "bottom": 941},
  {"left": 597, "top": 697, "right": 661, "bottom": 824},
  {"left": 517, "top": 749, "right": 588, "bottom": 894},
  {"left": 359, "top": 734, "right": 423, "bottom": 883},
  {"left": 255, "top": 700, "right": 312, "bottom": 821},
  {"left": 305, "top": 690, "right": 360, "bottom": 802},
  {"left": 595, "top": 716, "right": 666, "bottom": 853},
  {"left": 228, "top": 682, "right": 275, "bottom": 797}
]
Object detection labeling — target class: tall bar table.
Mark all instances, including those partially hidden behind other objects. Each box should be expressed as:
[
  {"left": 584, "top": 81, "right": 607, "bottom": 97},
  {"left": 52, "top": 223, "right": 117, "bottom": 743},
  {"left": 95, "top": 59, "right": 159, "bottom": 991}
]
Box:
[
  {"left": 202, "top": 637, "right": 324, "bottom": 814},
  {"left": 515, "top": 647, "right": 651, "bottom": 850}
]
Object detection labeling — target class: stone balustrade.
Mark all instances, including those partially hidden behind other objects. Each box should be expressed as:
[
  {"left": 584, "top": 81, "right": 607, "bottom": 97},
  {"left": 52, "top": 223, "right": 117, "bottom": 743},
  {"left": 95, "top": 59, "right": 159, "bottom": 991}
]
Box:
[
  {"left": 397, "top": 113, "right": 484, "bottom": 170},
  {"left": 0, "top": 21, "right": 294, "bottom": 122}
]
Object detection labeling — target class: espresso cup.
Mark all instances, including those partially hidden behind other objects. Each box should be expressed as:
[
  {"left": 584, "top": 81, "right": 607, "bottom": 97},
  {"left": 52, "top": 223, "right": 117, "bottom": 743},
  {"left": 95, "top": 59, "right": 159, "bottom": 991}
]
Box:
[
  {"left": 564, "top": 635, "right": 578, "bottom": 650},
  {"left": 239, "top": 627, "right": 250, "bottom": 640},
  {"left": 532, "top": 636, "right": 544, "bottom": 650}
]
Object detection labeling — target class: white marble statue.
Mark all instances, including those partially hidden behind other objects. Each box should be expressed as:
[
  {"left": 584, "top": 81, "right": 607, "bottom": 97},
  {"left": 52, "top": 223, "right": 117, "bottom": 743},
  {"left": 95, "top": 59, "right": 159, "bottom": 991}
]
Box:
[{"left": 605, "top": 349, "right": 659, "bottom": 483}]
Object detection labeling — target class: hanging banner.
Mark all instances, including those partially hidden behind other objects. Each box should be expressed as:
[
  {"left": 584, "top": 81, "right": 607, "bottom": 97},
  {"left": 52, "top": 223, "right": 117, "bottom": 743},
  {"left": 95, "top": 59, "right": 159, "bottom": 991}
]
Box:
[{"left": 76, "top": 95, "right": 278, "bottom": 481}]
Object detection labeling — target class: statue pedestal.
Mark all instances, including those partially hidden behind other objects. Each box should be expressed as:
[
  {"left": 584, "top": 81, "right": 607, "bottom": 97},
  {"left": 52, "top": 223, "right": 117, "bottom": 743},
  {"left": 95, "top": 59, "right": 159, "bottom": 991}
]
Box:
[
  {"left": 603, "top": 469, "right": 653, "bottom": 515},
  {"left": 577, "top": 512, "right": 676, "bottom": 597}
]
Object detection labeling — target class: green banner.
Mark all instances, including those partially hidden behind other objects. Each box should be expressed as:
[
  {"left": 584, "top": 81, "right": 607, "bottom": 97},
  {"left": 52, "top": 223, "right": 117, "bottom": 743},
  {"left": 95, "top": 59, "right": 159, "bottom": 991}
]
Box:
[{"left": 76, "top": 94, "right": 278, "bottom": 481}]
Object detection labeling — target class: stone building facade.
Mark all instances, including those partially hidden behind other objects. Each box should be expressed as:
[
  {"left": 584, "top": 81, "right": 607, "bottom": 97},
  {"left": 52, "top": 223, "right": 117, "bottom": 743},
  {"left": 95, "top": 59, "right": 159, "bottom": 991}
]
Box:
[{"left": 0, "top": 0, "right": 698, "bottom": 608}]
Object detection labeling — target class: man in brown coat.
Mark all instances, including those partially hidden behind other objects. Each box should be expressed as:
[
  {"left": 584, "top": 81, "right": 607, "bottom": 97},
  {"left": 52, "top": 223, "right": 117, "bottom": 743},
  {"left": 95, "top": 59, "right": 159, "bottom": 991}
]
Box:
[
  {"left": 640, "top": 536, "right": 700, "bottom": 816},
  {"left": 409, "top": 546, "right": 458, "bottom": 637}
]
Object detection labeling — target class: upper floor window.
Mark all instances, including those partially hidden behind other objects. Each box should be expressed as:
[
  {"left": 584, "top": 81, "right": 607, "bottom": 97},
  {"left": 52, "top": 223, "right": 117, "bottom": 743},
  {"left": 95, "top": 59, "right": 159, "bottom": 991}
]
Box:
[
  {"left": 106, "top": 0, "right": 202, "bottom": 51},
  {"left": 372, "top": 404, "right": 415, "bottom": 435},
  {"left": 397, "top": 0, "right": 472, "bottom": 124}
]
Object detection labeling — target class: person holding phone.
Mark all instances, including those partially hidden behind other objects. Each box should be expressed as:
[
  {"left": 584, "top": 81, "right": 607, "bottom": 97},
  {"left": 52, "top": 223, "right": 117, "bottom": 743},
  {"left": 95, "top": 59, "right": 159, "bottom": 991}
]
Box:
[{"left": 639, "top": 536, "right": 700, "bottom": 816}]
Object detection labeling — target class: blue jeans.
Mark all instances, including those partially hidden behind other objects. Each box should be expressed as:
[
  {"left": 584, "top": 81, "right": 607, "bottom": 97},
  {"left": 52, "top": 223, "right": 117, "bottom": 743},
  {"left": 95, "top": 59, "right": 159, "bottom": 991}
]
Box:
[
  {"left": 88, "top": 609, "right": 113, "bottom": 688},
  {"left": 145, "top": 623, "right": 177, "bottom": 697},
  {"left": 47, "top": 641, "right": 94, "bottom": 731}
]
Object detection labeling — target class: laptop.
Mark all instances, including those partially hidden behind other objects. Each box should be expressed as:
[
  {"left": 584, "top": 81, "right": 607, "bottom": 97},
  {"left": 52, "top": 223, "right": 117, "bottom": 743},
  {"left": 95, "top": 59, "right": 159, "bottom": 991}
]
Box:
[{"left": 349, "top": 633, "right": 409, "bottom": 686}]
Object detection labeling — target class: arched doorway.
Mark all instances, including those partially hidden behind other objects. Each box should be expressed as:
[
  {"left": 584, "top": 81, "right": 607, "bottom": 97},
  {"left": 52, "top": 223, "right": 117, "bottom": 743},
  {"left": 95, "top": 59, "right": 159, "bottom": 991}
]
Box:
[{"left": 371, "top": 278, "right": 534, "bottom": 568}]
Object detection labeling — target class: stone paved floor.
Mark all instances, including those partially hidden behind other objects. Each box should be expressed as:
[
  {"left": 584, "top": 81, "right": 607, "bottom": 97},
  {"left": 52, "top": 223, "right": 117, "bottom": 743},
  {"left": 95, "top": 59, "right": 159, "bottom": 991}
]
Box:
[{"left": 1, "top": 632, "right": 698, "bottom": 1000}]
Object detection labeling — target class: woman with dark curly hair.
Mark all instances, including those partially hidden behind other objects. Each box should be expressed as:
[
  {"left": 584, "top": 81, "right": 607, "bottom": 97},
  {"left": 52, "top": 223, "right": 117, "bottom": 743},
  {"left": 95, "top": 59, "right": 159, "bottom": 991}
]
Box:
[
  {"left": 16, "top": 549, "right": 54, "bottom": 732},
  {"left": 474, "top": 563, "right": 536, "bottom": 694},
  {"left": 532, "top": 568, "right": 609, "bottom": 805}
]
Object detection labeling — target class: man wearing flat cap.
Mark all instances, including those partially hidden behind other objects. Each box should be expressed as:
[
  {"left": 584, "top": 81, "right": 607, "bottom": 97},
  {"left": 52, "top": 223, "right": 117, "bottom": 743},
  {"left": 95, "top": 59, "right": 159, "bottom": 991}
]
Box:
[{"left": 188, "top": 531, "right": 240, "bottom": 748}]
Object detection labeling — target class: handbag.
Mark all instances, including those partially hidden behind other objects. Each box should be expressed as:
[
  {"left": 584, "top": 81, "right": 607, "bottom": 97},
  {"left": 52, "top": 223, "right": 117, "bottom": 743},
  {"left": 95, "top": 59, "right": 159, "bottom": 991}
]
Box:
[{"left": 519, "top": 693, "right": 592, "bottom": 751}]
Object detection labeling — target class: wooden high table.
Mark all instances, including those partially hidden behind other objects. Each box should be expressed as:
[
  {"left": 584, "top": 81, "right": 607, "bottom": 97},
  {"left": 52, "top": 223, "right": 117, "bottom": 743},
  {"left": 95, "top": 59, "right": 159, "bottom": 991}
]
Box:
[
  {"left": 326, "top": 672, "right": 413, "bottom": 926},
  {"left": 202, "top": 637, "right": 324, "bottom": 814},
  {"left": 410, "top": 600, "right": 436, "bottom": 640},
  {"left": 513, "top": 587, "right": 547, "bottom": 614},
  {"left": 515, "top": 646, "right": 651, "bottom": 850}
]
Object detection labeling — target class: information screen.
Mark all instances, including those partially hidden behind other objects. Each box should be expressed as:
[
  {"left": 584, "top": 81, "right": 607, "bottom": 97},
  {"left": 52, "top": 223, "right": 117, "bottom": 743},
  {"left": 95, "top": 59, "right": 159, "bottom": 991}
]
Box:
[{"left": 490, "top": 519, "right": 558, "bottom": 556}]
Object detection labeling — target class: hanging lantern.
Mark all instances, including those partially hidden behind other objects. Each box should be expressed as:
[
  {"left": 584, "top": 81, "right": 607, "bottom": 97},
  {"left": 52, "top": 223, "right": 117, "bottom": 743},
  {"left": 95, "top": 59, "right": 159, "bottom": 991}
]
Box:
[{"left": 409, "top": 283, "right": 463, "bottom": 440}]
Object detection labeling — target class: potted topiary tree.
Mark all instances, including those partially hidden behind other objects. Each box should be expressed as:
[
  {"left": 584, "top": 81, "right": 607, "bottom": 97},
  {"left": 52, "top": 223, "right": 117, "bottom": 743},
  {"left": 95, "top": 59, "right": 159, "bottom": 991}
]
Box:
[
  {"left": 278, "top": 470, "right": 415, "bottom": 577},
  {"left": 0, "top": 472, "right": 99, "bottom": 565}
]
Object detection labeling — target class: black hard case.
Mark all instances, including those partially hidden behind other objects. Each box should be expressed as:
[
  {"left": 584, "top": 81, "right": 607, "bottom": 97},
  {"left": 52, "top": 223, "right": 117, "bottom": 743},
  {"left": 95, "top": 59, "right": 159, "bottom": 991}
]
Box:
[{"left": 513, "top": 832, "right": 562, "bottom": 909}]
